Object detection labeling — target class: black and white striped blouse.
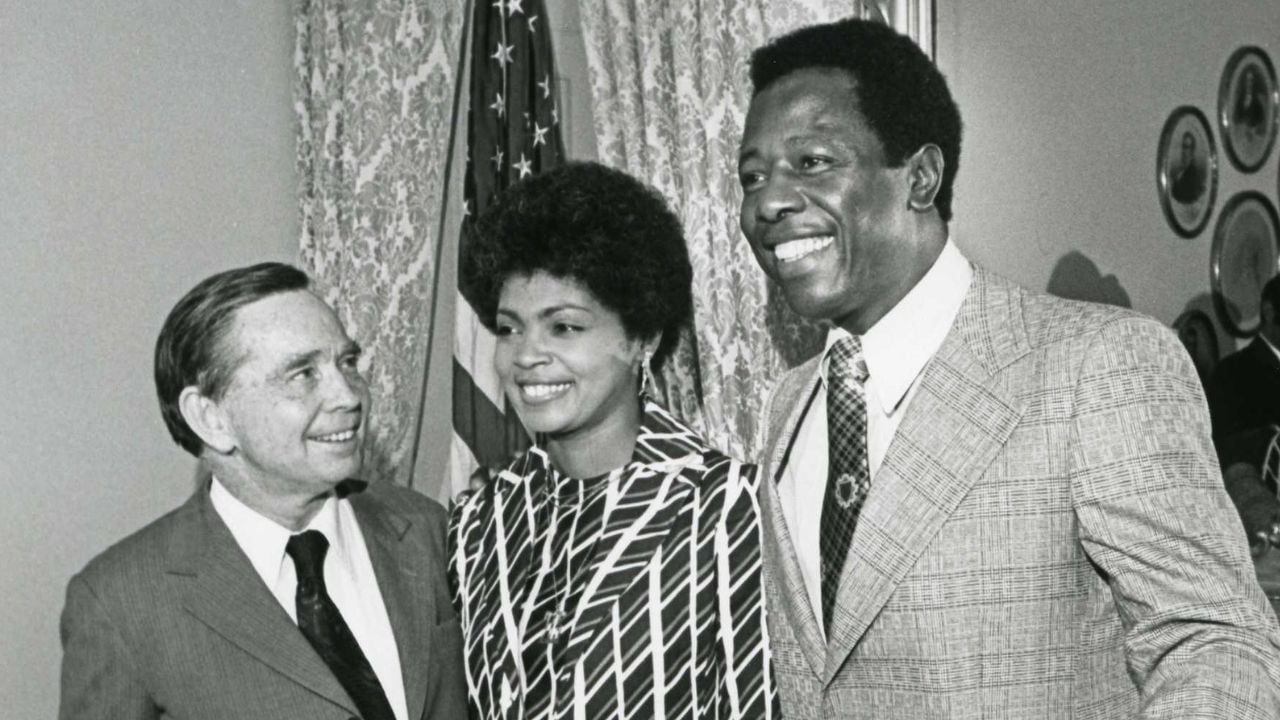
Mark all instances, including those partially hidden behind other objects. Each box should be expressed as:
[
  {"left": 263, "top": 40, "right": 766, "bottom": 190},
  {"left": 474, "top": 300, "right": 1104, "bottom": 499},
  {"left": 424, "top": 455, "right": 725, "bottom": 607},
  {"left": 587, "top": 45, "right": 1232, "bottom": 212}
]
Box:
[{"left": 448, "top": 400, "right": 777, "bottom": 719}]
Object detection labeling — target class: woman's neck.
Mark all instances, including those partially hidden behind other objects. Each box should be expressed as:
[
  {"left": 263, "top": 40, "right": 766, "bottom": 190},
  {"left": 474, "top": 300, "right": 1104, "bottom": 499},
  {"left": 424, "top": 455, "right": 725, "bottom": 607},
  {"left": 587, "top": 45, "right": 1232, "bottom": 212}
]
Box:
[{"left": 545, "top": 400, "right": 643, "bottom": 479}]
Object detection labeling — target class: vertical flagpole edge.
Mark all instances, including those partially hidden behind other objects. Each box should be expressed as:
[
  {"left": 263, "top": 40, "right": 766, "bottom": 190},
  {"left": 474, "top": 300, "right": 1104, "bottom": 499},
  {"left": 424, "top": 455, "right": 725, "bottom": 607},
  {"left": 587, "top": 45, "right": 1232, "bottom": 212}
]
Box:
[{"left": 406, "top": 0, "right": 474, "bottom": 490}]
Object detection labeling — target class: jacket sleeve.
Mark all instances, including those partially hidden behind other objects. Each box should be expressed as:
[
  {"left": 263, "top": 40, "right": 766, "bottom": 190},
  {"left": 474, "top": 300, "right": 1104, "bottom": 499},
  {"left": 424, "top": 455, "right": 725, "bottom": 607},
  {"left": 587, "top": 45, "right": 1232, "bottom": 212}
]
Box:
[
  {"left": 59, "top": 574, "right": 158, "bottom": 720},
  {"left": 712, "top": 460, "right": 780, "bottom": 719},
  {"left": 1071, "top": 315, "right": 1280, "bottom": 719}
]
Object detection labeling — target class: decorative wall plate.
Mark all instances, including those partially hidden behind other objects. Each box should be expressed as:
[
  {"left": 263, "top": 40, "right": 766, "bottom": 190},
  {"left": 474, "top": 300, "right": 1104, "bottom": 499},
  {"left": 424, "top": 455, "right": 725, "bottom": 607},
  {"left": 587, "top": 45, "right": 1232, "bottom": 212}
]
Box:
[
  {"left": 1211, "top": 191, "right": 1280, "bottom": 336},
  {"left": 1219, "top": 46, "right": 1279, "bottom": 173},
  {"left": 1157, "top": 106, "right": 1218, "bottom": 238}
]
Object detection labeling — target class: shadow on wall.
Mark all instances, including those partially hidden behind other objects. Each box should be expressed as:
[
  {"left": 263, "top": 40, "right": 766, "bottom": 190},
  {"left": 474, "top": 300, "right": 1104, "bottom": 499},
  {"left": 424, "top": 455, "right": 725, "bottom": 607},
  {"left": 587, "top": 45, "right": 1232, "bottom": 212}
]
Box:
[{"left": 1045, "top": 251, "right": 1133, "bottom": 309}]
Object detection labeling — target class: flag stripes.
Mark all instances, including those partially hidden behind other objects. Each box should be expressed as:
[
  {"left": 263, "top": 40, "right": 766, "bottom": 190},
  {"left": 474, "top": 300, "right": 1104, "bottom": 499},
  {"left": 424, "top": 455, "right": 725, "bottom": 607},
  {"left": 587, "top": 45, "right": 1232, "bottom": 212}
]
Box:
[{"left": 451, "top": 0, "right": 565, "bottom": 493}]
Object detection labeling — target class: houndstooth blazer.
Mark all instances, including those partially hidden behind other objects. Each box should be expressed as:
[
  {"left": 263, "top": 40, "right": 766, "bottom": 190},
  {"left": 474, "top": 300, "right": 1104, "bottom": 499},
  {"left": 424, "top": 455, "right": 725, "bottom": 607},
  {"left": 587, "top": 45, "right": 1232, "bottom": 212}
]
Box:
[{"left": 758, "top": 267, "right": 1280, "bottom": 719}]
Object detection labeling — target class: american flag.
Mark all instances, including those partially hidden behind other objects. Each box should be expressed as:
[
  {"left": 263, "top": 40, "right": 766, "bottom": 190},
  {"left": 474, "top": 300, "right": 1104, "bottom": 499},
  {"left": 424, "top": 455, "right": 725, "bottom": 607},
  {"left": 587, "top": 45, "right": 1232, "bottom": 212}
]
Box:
[{"left": 451, "top": 0, "right": 565, "bottom": 492}]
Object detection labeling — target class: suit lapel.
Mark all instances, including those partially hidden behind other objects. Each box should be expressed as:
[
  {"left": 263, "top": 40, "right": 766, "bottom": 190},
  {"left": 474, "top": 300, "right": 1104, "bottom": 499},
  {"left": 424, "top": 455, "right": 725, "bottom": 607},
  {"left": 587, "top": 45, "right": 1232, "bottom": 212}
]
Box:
[
  {"left": 560, "top": 403, "right": 705, "bottom": 663},
  {"left": 562, "top": 457, "right": 698, "bottom": 663},
  {"left": 1249, "top": 338, "right": 1280, "bottom": 379},
  {"left": 759, "top": 367, "right": 827, "bottom": 677},
  {"left": 169, "top": 488, "right": 357, "bottom": 715},
  {"left": 493, "top": 449, "right": 554, "bottom": 642},
  {"left": 352, "top": 486, "right": 431, "bottom": 720},
  {"left": 821, "top": 270, "right": 1026, "bottom": 685}
]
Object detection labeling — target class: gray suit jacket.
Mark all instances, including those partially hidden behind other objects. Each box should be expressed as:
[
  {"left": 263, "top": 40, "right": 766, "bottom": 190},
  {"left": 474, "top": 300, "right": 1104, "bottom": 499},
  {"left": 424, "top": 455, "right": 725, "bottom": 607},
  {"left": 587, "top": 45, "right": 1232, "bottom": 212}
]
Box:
[
  {"left": 759, "top": 268, "right": 1280, "bottom": 718},
  {"left": 59, "top": 480, "right": 466, "bottom": 720}
]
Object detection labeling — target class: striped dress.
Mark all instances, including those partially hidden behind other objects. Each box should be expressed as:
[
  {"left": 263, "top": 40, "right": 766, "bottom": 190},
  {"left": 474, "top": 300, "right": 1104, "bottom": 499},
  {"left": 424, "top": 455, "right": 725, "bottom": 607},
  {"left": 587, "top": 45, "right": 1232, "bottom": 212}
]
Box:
[{"left": 448, "top": 400, "right": 777, "bottom": 719}]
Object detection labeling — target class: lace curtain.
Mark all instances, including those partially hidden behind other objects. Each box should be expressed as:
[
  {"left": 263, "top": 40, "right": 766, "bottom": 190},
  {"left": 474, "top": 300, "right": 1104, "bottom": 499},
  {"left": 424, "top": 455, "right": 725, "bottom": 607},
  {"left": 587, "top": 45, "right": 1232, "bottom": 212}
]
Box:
[
  {"left": 294, "top": 0, "right": 465, "bottom": 485},
  {"left": 578, "top": 0, "right": 876, "bottom": 459}
]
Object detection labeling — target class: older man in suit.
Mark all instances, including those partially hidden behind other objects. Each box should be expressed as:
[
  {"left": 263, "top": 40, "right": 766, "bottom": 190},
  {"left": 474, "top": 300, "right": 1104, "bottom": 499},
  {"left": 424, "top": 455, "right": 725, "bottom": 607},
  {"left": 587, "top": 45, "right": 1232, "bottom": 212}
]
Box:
[
  {"left": 737, "top": 18, "right": 1280, "bottom": 719},
  {"left": 59, "top": 262, "right": 465, "bottom": 720}
]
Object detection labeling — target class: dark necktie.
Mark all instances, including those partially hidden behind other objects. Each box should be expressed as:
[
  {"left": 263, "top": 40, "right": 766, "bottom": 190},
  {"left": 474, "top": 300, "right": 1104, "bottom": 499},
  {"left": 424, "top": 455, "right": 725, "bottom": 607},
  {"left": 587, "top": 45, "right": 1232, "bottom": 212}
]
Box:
[
  {"left": 819, "top": 334, "right": 871, "bottom": 634},
  {"left": 286, "top": 530, "right": 396, "bottom": 720}
]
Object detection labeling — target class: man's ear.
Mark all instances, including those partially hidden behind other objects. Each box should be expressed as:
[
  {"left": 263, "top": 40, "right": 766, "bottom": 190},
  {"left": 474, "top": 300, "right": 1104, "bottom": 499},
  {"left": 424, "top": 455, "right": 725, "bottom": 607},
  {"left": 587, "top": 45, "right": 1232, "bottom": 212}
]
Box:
[
  {"left": 178, "top": 386, "right": 236, "bottom": 455},
  {"left": 906, "top": 144, "right": 944, "bottom": 213}
]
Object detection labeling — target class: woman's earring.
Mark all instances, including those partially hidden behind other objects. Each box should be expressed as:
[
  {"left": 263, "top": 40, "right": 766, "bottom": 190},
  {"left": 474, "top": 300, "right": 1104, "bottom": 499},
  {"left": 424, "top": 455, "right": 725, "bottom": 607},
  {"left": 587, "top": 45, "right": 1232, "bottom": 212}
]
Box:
[{"left": 640, "top": 350, "right": 656, "bottom": 399}]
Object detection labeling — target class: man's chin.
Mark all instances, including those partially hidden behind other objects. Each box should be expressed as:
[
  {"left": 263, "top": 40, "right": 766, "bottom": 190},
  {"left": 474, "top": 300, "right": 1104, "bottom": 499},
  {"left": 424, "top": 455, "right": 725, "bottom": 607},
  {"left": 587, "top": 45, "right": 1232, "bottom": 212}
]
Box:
[
  {"left": 318, "top": 459, "right": 364, "bottom": 485},
  {"left": 779, "top": 284, "right": 847, "bottom": 323}
]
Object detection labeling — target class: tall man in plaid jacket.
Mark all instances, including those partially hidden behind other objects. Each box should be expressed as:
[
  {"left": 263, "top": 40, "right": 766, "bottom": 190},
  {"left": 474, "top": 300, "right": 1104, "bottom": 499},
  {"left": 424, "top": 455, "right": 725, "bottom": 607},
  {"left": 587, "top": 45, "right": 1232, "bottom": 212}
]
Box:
[{"left": 737, "top": 18, "right": 1280, "bottom": 718}]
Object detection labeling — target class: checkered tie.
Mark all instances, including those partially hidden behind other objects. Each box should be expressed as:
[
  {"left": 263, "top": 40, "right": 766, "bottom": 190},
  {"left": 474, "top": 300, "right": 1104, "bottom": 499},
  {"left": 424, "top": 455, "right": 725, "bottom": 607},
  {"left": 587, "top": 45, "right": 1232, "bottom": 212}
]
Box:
[{"left": 819, "top": 334, "right": 870, "bottom": 634}]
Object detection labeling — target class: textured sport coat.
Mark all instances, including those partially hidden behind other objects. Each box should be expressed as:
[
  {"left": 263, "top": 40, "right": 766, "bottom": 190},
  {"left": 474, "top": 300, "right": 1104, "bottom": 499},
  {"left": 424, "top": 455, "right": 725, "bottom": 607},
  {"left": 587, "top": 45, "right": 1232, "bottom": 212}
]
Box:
[
  {"left": 59, "top": 479, "right": 466, "bottom": 720},
  {"left": 759, "top": 267, "right": 1280, "bottom": 719}
]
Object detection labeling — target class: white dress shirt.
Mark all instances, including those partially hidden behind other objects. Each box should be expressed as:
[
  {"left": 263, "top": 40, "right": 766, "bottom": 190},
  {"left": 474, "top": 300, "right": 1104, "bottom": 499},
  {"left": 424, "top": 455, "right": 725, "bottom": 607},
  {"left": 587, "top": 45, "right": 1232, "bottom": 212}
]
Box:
[
  {"left": 777, "top": 239, "right": 973, "bottom": 633},
  {"left": 210, "top": 477, "right": 409, "bottom": 720}
]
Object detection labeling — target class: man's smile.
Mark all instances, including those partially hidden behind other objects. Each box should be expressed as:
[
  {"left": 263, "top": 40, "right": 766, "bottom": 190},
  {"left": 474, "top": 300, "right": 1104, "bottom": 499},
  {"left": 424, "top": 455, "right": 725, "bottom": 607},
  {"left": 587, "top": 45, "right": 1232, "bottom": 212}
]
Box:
[{"left": 774, "top": 235, "right": 836, "bottom": 263}]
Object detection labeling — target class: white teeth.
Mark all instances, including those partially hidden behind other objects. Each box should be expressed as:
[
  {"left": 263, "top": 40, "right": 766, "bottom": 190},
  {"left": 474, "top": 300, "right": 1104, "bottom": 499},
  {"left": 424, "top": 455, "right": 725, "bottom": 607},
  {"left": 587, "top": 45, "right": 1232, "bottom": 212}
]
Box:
[
  {"left": 774, "top": 235, "right": 834, "bottom": 262},
  {"left": 313, "top": 429, "right": 356, "bottom": 443},
  {"left": 523, "top": 383, "right": 571, "bottom": 398}
]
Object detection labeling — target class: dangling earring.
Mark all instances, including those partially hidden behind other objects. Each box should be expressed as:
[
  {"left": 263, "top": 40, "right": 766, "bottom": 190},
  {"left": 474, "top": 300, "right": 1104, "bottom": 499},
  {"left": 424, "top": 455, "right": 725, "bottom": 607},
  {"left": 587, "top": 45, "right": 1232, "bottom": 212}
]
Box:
[{"left": 639, "top": 350, "right": 656, "bottom": 400}]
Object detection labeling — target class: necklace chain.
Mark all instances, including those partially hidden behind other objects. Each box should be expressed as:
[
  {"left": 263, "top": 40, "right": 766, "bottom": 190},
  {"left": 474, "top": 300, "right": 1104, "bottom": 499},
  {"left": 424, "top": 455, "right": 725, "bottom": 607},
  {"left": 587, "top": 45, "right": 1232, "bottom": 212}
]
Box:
[{"left": 539, "top": 470, "right": 608, "bottom": 644}]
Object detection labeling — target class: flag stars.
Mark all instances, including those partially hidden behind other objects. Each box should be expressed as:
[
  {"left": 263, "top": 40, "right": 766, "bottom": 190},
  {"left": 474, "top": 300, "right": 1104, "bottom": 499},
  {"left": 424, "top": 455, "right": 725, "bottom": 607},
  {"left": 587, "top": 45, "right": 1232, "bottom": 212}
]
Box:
[
  {"left": 513, "top": 153, "right": 533, "bottom": 178},
  {"left": 528, "top": 14, "right": 538, "bottom": 33},
  {"left": 491, "top": 148, "right": 504, "bottom": 170},
  {"left": 490, "top": 91, "right": 505, "bottom": 117},
  {"left": 492, "top": 41, "right": 514, "bottom": 68},
  {"left": 506, "top": 0, "right": 524, "bottom": 15},
  {"left": 538, "top": 75, "right": 552, "bottom": 99},
  {"left": 532, "top": 122, "right": 549, "bottom": 147}
]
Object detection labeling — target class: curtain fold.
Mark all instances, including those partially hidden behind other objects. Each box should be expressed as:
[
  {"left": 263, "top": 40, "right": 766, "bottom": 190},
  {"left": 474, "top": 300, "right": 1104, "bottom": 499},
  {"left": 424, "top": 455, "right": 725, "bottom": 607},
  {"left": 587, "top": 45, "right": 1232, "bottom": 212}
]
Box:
[
  {"left": 294, "top": 0, "right": 466, "bottom": 486},
  {"left": 578, "top": 0, "right": 865, "bottom": 460}
]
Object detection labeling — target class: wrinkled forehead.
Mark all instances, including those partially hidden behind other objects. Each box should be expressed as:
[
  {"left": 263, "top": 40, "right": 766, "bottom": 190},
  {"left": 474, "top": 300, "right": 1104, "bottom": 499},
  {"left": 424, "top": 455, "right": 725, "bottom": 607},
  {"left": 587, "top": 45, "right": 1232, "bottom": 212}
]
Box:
[
  {"left": 222, "top": 290, "right": 352, "bottom": 366},
  {"left": 740, "top": 69, "right": 875, "bottom": 163},
  {"left": 745, "top": 68, "right": 861, "bottom": 128},
  {"left": 761, "top": 66, "right": 858, "bottom": 99}
]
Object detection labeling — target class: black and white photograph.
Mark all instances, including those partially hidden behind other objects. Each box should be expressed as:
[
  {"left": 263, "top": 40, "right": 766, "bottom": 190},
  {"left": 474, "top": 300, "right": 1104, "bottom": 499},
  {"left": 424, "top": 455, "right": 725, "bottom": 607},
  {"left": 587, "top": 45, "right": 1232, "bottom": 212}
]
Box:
[
  {"left": 1157, "top": 105, "right": 1218, "bottom": 237},
  {"left": 12, "top": 3, "right": 1280, "bottom": 719},
  {"left": 1219, "top": 45, "right": 1279, "bottom": 173}
]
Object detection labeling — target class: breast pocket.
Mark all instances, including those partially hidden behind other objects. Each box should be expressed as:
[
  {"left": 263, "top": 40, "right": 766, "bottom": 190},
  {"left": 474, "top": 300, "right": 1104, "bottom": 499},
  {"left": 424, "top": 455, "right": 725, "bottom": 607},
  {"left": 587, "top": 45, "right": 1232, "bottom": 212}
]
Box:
[{"left": 427, "top": 616, "right": 463, "bottom": 671}]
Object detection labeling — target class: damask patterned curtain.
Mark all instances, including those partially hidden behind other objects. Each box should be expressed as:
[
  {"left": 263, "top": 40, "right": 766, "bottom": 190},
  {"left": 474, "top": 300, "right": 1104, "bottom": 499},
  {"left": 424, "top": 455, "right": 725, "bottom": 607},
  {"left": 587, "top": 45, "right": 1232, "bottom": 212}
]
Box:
[
  {"left": 294, "top": 0, "right": 465, "bottom": 485},
  {"left": 578, "top": 0, "right": 873, "bottom": 460}
]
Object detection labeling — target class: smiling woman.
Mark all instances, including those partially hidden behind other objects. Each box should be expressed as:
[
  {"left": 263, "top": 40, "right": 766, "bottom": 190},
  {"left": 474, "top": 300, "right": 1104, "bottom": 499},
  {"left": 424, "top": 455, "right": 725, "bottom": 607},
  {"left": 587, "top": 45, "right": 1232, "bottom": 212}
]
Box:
[{"left": 448, "top": 161, "right": 778, "bottom": 719}]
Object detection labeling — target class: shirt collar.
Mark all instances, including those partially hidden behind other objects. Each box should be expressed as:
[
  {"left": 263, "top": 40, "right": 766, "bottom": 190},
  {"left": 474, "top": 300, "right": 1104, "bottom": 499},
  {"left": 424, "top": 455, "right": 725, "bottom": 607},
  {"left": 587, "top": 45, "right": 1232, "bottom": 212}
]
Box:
[
  {"left": 209, "top": 476, "right": 346, "bottom": 586},
  {"left": 820, "top": 238, "right": 972, "bottom": 415},
  {"left": 1260, "top": 334, "right": 1280, "bottom": 364},
  {"left": 498, "top": 398, "right": 710, "bottom": 488}
]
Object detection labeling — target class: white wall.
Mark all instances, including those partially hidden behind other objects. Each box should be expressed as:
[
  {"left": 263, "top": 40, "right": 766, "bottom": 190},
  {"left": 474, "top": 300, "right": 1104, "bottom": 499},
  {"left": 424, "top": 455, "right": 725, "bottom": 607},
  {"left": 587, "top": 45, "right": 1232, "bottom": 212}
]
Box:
[
  {"left": 1, "top": 2, "right": 297, "bottom": 717},
  {"left": 939, "top": 0, "right": 1280, "bottom": 343}
]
